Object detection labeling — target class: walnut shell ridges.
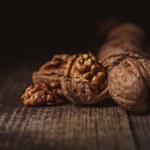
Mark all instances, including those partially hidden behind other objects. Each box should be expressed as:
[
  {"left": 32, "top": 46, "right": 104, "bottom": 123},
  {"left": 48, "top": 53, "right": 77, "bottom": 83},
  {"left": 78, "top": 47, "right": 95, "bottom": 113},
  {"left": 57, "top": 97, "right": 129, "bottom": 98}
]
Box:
[
  {"left": 109, "top": 58, "right": 150, "bottom": 113},
  {"left": 99, "top": 48, "right": 149, "bottom": 71},
  {"left": 33, "top": 54, "right": 71, "bottom": 86}
]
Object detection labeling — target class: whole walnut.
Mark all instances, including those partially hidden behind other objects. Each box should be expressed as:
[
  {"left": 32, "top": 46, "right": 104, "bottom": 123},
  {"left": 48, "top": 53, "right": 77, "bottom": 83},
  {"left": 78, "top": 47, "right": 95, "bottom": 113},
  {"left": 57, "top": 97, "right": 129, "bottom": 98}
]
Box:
[
  {"left": 61, "top": 52, "right": 108, "bottom": 105},
  {"left": 22, "top": 83, "right": 65, "bottom": 106},
  {"left": 108, "top": 58, "right": 150, "bottom": 113},
  {"left": 97, "top": 22, "right": 150, "bottom": 113}
]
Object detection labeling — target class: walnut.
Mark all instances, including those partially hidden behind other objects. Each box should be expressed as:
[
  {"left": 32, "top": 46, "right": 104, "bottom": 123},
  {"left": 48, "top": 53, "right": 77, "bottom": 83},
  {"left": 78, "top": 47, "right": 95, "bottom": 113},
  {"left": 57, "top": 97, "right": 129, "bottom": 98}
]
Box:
[
  {"left": 109, "top": 58, "right": 150, "bottom": 113},
  {"left": 97, "top": 22, "right": 150, "bottom": 113},
  {"left": 98, "top": 38, "right": 143, "bottom": 59},
  {"left": 99, "top": 48, "right": 149, "bottom": 71},
  {"left": 106, "top": 22, "right": 146, "bottom": 43},
  {"left": 22, "top": 83, "right": 65, "bottom": 106},
  {"left": 96, "top": 18, "right": 120, "bottom": 39},
  {"left": 61, "top": 52, "right": 108, "bottom": 105},
  {"left": 33, "top": 54, "right": 71, "bottom": 85},
  {"left": 30, "top": 54, "right": 71, "bottom": 106}
]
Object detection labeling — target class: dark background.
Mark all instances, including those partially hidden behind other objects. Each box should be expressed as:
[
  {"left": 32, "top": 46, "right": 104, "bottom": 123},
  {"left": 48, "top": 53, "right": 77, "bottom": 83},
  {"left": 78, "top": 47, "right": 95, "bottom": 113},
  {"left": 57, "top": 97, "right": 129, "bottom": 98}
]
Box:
[{"left": 1, "top": 1, "right": 150, "bottom": 64}]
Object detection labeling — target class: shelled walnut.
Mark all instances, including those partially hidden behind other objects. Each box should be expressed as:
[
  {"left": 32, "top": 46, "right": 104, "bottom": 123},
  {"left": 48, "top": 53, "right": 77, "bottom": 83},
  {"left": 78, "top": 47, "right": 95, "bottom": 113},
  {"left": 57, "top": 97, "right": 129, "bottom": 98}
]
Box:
[
  {"left": 61, "top": 52, "right": 108, "bottom": 105},
  {"left": 22, "top": 83, "right": 65, "bottom": 106},
  {"left": 98, "top": 22, "right": 150, "bottom": 113},
  {"left": 22, "top": 54, "right": 71, "bottom": 106}
]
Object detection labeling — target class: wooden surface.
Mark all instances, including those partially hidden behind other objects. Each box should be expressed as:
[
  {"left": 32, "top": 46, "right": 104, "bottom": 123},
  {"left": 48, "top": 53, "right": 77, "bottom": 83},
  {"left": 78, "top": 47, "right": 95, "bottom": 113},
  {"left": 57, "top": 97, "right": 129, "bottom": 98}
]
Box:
[{"left": 0, "top": 54, "right": 150, "bottom": 150}]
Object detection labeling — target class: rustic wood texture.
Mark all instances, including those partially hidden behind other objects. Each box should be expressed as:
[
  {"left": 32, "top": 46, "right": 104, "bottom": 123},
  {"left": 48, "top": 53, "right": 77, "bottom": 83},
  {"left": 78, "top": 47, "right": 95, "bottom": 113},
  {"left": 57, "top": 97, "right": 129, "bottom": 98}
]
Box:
[
  {"left": 129, "top": 112, "right": 150, "bottom": 150},
  {"left": 0, "top": 54, "right": 150, "bottom": 150}
]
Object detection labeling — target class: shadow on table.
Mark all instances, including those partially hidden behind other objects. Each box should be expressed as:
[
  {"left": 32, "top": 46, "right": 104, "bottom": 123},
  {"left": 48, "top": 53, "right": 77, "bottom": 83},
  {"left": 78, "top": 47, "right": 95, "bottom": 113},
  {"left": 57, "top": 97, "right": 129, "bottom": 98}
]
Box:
[{"left": 73, "top": 98, "right": 118, "bottom": 108}]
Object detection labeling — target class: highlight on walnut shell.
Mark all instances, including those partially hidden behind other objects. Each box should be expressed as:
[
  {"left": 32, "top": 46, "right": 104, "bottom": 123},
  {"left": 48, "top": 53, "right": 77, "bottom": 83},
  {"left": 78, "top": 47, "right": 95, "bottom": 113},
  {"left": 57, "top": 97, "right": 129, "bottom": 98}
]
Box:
[
  {"left": 108, "top": 58, "right": 150, "bottom": 113},
  {"left": 61, "top": 52, "right": 108, "bottom": 105}
]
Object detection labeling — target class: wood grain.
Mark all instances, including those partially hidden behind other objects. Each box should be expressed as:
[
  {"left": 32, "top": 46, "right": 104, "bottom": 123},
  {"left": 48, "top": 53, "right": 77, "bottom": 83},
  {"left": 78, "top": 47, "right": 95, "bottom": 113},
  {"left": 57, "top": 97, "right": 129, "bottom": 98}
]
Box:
[
  {"left": 0, "top": 105, "right": 136, "bottom": 150},
  {"left": 129, "top": 112, "right": 150, "bottom": 150},
  {"left": 0, "top": 55, "right": 150, "bottom": 150}
]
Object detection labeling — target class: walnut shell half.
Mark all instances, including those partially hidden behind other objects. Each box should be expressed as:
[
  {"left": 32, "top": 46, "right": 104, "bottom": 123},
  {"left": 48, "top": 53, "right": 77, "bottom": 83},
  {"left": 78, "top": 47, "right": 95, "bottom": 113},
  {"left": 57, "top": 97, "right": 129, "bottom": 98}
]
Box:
[
  {"left": 32, "top": 54, "right": 71, "bottom": 85},
  {"left": 61, "top": 52, "right": 108, "bottom": 105},
  {"left": 109, "top": 58, "right": 150, "bottom": 113}
]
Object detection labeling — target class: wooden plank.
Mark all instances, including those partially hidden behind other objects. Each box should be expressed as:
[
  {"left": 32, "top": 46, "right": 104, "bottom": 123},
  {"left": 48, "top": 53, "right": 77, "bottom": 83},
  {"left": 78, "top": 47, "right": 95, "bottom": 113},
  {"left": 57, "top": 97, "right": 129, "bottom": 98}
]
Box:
[
  {"left": 0, "top": 65, "right": 137, "bottom": 150},
  {"left": 129, "top": 112, "right": 150, "bottom": 150},
  {"left": 0, "top": 104, "right": 137, "bottom": 150}
]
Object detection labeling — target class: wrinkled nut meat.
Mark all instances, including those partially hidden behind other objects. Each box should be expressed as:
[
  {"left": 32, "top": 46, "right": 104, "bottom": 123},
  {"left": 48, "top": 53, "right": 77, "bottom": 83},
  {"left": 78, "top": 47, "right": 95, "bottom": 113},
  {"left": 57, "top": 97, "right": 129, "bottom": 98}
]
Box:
[
  {"left": 22, "top": 54, "right": 71, "bottom": 106},
  {"left": 61, "top": 52, "right": 108, "bottom": 105},
  {"left": 109, "top": 58, "right": 150, "bottom": 113},
  {"left": 22, "top": 83, "right": 65, "bottom": 106},
  {"left": 30, "top": 54, "right": 71, "bottom": 106}
]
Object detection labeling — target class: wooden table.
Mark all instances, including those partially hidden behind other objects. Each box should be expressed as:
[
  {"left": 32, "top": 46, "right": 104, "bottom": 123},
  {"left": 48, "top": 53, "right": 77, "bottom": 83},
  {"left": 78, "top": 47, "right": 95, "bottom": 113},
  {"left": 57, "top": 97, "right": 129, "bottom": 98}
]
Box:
[{"left": 0, "top": 53, "right": 150, "bottom": 150}]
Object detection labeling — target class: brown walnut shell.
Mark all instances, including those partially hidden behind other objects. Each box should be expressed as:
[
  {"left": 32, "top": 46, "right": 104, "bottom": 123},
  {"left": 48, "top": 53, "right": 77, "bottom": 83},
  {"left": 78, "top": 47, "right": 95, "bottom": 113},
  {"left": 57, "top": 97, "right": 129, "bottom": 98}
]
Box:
[
  {"left": 98, "top": 37, "right": 142, "bottom": 59},
  {"left": 33, "top": 54, "right": 71, "bottom": 85},
  {"left": 99, "top": 48, "right": 149, "bottom": 71},
  {"left": 96, "top": 18, "right": 120, "bottom": 39},
  {"left": 109, "top": 58, "right": 150, "bottom": 113},
  {"left": 61, "top": 52, "right": 108, "bottom": 105},
  {"left": 106, "top": 22, "right": 146, "bottom": 42}
]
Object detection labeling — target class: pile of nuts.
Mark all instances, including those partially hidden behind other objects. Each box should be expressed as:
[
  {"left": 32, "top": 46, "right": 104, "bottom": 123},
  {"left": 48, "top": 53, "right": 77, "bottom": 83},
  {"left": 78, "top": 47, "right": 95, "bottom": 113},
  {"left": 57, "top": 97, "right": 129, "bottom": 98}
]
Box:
[{"left": 22, "top": 21, "right": 150, "bottom": 113}]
